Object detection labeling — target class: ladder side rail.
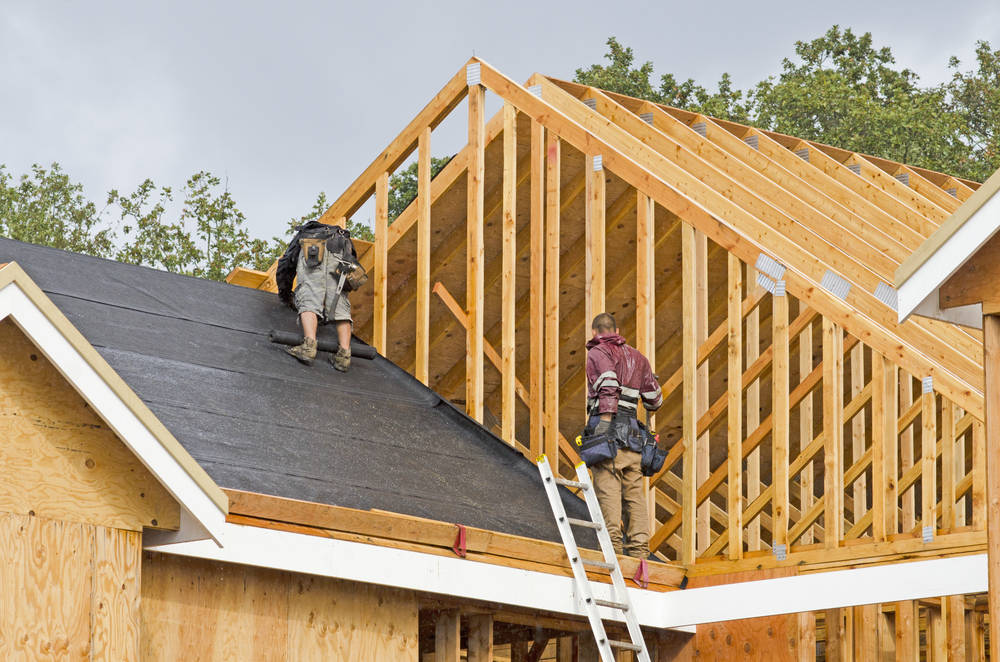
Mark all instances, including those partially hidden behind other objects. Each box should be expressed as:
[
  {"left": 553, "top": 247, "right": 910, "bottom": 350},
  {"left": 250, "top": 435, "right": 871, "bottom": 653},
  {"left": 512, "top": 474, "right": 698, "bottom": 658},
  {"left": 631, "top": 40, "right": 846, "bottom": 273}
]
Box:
[
  {"left": 575, "top": 462, "right": 653, "bottom": 662},
  {"left": 537, "top": 458, "right": 616, "bottom": 662}
]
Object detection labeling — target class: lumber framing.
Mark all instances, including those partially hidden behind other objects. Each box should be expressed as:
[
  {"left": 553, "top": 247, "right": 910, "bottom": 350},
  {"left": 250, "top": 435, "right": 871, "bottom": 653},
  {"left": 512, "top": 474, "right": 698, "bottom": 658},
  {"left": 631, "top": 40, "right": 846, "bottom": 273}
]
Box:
[{"left": 301, "top": 58, "right": 993, "bottom": 587}]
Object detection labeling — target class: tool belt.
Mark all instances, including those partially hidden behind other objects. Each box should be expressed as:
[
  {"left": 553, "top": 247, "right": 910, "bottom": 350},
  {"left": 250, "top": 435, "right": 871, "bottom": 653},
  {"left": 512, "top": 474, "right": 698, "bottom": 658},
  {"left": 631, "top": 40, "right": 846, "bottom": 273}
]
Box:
[
  {"left": 580, "top": 406, "right": 667, "bottom": 475},
  {"left": 637, "top": 421, "right": 667, "bottom": 477}
]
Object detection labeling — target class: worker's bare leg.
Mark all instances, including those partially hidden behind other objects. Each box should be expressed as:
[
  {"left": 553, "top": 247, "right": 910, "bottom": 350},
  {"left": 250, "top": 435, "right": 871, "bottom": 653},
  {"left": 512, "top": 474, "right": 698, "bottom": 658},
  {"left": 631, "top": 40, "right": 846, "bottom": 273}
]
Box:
[
  {"left": 331, "top": 320, "right": 352, "bottom": 372},
  {"left": 285, "top": 311, "right": 319, "bottom": 365}
]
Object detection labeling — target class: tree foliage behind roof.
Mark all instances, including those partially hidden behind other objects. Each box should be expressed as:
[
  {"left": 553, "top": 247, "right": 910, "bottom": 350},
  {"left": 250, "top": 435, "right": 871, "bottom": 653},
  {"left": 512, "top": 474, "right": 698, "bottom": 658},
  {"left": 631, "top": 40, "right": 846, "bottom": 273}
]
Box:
[{"left": 575, "top": 27, "right": 1000, "bottom": 182}]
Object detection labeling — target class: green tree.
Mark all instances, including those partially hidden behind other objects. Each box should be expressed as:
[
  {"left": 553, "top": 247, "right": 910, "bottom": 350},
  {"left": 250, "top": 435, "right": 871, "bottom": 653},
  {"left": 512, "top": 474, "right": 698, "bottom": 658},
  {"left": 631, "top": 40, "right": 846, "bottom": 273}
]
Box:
[
  {"left": 0, "top": 163, "right": 115, "bottom": 257},
  {"left": 110, "top": 179, "right": 200, "bottom": 273},
  {"left": 946, "top": 41, "right": 1000, "bottom": 181},
  {"left": 388, "top": 156, "right": 452, "bottom": 221},
  {"left": 289, "top": 192, "right": 375, "bottom": 242}
]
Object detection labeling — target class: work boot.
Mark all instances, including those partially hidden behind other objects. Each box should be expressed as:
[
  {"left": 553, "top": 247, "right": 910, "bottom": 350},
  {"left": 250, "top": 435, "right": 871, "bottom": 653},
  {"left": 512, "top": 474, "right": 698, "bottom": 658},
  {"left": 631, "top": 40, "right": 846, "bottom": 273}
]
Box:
[
  {"left": 331, "top": 345, "right": 351, "bottom": 372},
  {"left": 285, "top": 337, "right": 317, "bottom": 365}
]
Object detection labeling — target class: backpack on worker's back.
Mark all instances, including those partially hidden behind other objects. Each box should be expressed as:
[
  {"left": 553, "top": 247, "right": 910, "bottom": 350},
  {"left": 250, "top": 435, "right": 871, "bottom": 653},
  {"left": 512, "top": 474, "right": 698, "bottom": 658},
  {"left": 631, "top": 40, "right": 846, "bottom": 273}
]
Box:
[{"left": 275, "top": 221, "right": 366, "bottom": 305}]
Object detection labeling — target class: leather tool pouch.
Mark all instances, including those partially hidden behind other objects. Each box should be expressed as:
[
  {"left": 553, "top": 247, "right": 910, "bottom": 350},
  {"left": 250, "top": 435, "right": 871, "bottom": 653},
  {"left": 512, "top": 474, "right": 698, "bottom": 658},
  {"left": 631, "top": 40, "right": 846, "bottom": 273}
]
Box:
[
  {"left": 300, "top": 238, "right": 326, "bottom": 268},
  {"left": 575, "top": 427, "right": 617, "bottom": 467},
  {"left": 344, "top": 263, "right": 368, "bottom": 291},
  {"left": 638, "top": 423, "right": 667, "bottom": 477}
]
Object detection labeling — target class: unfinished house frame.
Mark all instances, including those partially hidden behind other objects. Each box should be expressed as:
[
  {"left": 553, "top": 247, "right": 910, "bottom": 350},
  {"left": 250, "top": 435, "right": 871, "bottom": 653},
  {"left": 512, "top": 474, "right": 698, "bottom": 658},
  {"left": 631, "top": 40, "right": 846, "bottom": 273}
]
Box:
[{"left": 232, "top": 58, "right": 997, "bottom": 659}]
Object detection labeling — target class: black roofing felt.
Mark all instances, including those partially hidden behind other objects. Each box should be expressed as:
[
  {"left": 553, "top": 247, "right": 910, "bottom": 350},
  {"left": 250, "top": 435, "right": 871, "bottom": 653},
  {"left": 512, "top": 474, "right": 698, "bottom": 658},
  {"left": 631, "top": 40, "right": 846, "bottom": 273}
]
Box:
[{"left": 0, "top": 238, "right": 593, "bottom": 543}]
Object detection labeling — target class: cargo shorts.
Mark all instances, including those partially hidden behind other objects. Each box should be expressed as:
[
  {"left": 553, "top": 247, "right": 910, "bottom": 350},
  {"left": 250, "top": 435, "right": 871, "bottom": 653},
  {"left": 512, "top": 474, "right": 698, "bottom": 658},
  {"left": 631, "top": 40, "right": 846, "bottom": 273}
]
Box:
[{"left": 292, "top": 249, "right": 353, "bottom": 323}]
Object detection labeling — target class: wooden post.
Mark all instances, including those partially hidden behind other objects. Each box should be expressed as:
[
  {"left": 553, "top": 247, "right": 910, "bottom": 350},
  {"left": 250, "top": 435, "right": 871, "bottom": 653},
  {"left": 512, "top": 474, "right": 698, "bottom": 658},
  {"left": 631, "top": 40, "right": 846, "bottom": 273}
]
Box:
[
  {"left": 851, "top": 345, "right": 867, "bottom": 525},
  {"left": 928, "top": 605, "right": 947, "bottom": 662},
  {"left": 747, "top": 265, "right": 762, "bottom": 552},
  {"left": 983, "top": 314, "right": 1000, "bottom": 654},
  {"left": 467, "top": 614, "right": 494, "bottom": 662},
  {"left": 826, "top": 609, "right": 846, "bottom": 662},
  {"left": 872, "top": 354, "right": 886, "bottom": 542},
  {"left": 374, "top": 171, "right": 389, "bottom": 355},
  {"left": 823, "top": 318, "right": 845, "bottom": 549},
  {"left": 544, "top": 134, "right": 561, "bottom": 471},
  {"left": 435, "top": 611, "right": 460, "bottom": 662},
  {"left": 695, "top": 231, "right": 710, "bottom": 555},
  {"left": 852, "top": 604, "right": 877, "bottom": 661},
  {"left": 798, "top": 611, "right": 817, "bottom": 662},
  {"left": 883, "top": 357, "right": 899, "bottom": 537},
  {"left": 901, "top": 374, "right": 916, "bottom": 531},
  {"left": 946, "top": 595, "right": 966, "bottom": 662},
  {"left": 942, "top": 402, "right": 956, "bottom": 530},
  {"left": 586, "top": 157, "right": 606, "bottom": 328},
  {"left": 895, "top": 601, "right": 918, "bottom": 662},
  {"left": 529, "top": 121, "right": 545, "bottom": 459},
  {"left": 727, "top": 254, "right": 743, "bottom": 560},
  {"left": 799, "top": 299, "right": 815, "bottom": 544},
  {"left": 773, "top": 283, "right": 790, "bottom": 549},
  {"left": 922, "top": 382, "right": 937, "bottom": 536},
  {"left": 500, "top": 103, "right": 517, "bottom": 445},
  {"left": 415, "top": 128, "right": 431, "bottom": 385},
  {"left": 681, "top": 222, "right": 698, "bottom": 564},
  {"left": 973, "top": 420, "right": 986, "bottom": 530},
  {"left": 637, "top": 191, "right": 656, "bottom": 531},
  {"left": 466, "top": 82, "right": 485, "bottom": 423}
]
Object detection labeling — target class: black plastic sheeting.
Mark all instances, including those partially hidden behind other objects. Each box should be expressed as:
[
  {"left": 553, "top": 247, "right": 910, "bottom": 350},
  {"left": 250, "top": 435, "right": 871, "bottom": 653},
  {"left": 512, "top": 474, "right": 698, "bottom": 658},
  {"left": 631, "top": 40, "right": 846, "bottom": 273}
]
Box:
[{"left": 0, "top": 238, "right": 592, "bottom": 543}]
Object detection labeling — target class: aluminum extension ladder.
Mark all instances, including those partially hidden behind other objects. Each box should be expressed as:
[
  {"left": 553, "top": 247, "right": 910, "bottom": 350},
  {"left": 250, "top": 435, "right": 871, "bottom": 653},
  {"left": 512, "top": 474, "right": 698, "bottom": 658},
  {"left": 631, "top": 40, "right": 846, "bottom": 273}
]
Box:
[{"left": 536, "top": 456, "right": 651, "bottom": 662}]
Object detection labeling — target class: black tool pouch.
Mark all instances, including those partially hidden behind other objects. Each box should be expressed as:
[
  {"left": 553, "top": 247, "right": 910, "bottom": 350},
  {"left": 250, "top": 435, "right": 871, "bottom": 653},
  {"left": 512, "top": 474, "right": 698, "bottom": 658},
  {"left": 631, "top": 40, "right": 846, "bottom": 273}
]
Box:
[
  {"left": 300, "top": 238, "right": 326, "bottom": 268},
  {"left": 638, "top": 424, "right": 667, "bottom": 477},
  {"left": 575, "top": 428, "right": 617, "bottom": 467}
]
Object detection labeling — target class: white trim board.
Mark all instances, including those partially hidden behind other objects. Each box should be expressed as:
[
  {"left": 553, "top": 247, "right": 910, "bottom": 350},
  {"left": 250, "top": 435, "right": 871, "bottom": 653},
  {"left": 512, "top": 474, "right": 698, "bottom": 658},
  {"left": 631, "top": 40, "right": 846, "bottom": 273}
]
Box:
[
  {"left": 897, "top": 188, "right": 1000, "bottom": 323},
  {"left": 0, "top": 279, "right": 226, "bottom": 544},
  {"left": 146, "top": 517, "right": 987, "bottom": 630}
]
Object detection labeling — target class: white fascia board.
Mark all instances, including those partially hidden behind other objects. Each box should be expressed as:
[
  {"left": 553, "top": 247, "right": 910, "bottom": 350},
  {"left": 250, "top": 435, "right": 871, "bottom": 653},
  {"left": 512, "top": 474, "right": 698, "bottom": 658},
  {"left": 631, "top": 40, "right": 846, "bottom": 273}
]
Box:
[
  {"left": 659, "top": 554, "right": 986, "bottom": 628},
  {"left": 144, "top": 518, "right": 686, "bottom": 631},
  {"left": 898, "top": 191, "right": 1000, "bottom": 322},
  {"left": 147, "top": 517, "right": 985, "bottom": 630},
  {"left": 0, "top": 281, "right": 226, "bottom": 544}
]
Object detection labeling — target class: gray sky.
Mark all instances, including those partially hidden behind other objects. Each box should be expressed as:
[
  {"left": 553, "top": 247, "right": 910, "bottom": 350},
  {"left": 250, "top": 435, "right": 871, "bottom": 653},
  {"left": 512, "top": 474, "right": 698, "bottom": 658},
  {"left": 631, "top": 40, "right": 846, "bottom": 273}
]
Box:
[{"left": 3, "top": 1, "right": 999, "bottom": 240}]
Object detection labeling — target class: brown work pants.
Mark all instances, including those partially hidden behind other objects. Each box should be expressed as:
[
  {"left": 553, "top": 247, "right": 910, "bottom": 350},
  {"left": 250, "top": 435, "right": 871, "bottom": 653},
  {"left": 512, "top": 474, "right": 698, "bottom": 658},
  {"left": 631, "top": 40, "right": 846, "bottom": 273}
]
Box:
[{"left": 591, "top": 449, "right": 649, "bottom": 558}]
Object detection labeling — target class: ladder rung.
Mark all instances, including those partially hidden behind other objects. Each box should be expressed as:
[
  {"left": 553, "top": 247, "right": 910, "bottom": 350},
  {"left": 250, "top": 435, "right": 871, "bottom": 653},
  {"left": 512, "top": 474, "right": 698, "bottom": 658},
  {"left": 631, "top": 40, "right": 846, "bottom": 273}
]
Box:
[
  {"left": 608, "top": 639, "right": 643, "bottom": 652},
  {"left": 593, "top": 598, "right": 628, "bottom": 610},
  {"left": 567, "top": 517, "right": 602, "bottom": 530},
  {"left": 554, "top": 477, "right": 589, "bottom": 490},
  {"left": 582, "top": 558, "right": 616, "bottom": 570}
]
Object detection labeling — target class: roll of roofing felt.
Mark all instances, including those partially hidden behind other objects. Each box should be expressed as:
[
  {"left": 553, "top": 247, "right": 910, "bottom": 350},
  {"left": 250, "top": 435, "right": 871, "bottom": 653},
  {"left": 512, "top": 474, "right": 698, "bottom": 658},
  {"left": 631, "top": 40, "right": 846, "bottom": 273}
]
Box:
[{"left": 267, "top": 330, "right": 377, "bottom": 360}]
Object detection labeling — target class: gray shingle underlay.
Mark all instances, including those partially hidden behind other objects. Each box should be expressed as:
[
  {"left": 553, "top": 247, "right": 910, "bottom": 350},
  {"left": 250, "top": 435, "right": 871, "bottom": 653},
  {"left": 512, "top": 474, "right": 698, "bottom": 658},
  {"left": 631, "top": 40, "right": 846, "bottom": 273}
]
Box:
[
  {"left": 755, "top": 253, "right": 786, "bottom": 281},
  {"left": 821, "top": 270, "right": 852, "bottom": 301},
  {"left": 0, "top": 237, "right": 592, "bottom": 545},
  {"left": 874, "top": 282, "right": 898, "bottom": 311}
]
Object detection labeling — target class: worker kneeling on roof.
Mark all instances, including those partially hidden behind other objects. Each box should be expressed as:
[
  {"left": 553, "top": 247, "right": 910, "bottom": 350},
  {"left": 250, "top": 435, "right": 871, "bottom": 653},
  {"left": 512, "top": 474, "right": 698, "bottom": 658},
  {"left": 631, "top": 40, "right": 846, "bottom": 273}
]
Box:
[
  {"left": 275, "top": 220, "right": 367, "bottom": 372},
  {"left": 582, "top": 312, "right": 664, "bottom": 559}
]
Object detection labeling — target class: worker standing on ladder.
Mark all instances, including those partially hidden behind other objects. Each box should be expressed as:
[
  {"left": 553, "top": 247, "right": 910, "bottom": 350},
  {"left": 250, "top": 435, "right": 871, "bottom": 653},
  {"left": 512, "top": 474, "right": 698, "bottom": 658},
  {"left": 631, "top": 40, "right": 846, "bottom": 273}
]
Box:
[{"left": 585, "top": 312, "right": 663, "bottom": 559}]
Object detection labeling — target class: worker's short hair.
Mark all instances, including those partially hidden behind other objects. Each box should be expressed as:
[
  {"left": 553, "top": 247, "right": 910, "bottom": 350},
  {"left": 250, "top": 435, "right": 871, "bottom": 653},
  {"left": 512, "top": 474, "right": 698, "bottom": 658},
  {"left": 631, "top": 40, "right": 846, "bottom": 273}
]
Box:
[{"left": 592, "top": 312, "right": 616, "bottom": 333}]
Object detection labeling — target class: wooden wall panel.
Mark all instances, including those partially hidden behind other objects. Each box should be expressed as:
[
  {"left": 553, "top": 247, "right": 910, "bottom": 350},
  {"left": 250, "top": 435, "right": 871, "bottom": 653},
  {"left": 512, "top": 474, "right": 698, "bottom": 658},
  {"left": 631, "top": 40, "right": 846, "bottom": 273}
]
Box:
[
  {"left": 141, "top": 552, "right": 420, "bottom": 661},
  {"left": 0, "top": 318, "right": 178, "bottom": 531},
  {"left": 92, "top": 527, "right": 142, "bottom": 661}
]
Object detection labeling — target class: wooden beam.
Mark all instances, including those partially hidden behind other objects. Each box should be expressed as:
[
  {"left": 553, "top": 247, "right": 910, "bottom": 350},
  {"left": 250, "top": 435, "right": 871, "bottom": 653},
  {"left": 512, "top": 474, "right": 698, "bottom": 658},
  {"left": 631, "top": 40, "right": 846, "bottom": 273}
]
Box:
[
  {"left": 695, "top": 230, "right": 710, "bottom": 555},
  {"left": 529, "top": 121, "right": 545, "bottom": 459},
  {"left": 415, "top": 127, "right": 432, "bottom": 385},
  {"left": 942, "top": 401, "right": 956, "bottom": 529},
  {"left": 901, "top": 373, "right": 916, "bottom": 532},
  {"left": 973, "top": 419, "right": 986, "bottom": 531},
  {"left": 467, "top": 614, "right": 494, "bottom": 662},
  {"left": 466, "top": 82, "right": 485, "bottom": 422},
  {"left": 586, "top": 156, "right": 606, "bottom": 328},
  {"left": 824, "top": 317, "right": 845, "bottom": 549},
  {"left": 373, "top": 171, "right": 389, "bottom": 355},
  {"left": 501, "top": 103, "right": 517, "bottom": 445},
  {"left": 636, "top": 192, "right": 655, "bottom": 368},
  {"left": 747, "top": 267, "right": 762, "bottom": 552},
  {"left": 851, "top": 344, "right": 867, "bottom": 526},
  {"left": 881, "top": 355, "right": 899, "bottom": 537},
  {"left": 773, "top": 284, "right": 790, "bottom": 550},
  {"left": 946, "top": 594, "right": 966, "bottom": 662},
  {"left": 799, "top": 299, "right": 815, "bottom": 545},
  {"left": 922, "top": 383, "right": 937, "bottom": 535},
  {"left": 727, "top": 254, "right": 743, "bottom": 560},
  {"left": 984, "top": 314, "right": 1000, "bottom": 654},
  {"left": 544, "top": 134, "right": 561, "bottom": 470},
  {"left": 872, "top": 353, "right": 886, "bottom": 542},
  {"left": 681, "top": 222, "right": 698, "bottom": 564},
  {"left": 895, "top": 601, "right": 918, "bottom": 661},
  {"left": 435, "top": 610, "right": 460, "bottom": 662}
]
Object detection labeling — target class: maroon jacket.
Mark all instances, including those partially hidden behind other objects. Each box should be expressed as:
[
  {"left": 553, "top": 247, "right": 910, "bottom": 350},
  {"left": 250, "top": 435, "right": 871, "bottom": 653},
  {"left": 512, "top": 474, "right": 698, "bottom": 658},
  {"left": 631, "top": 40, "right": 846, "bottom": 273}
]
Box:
[{"left": 585, "top": 333, "right": 662, "bottom": 416}]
